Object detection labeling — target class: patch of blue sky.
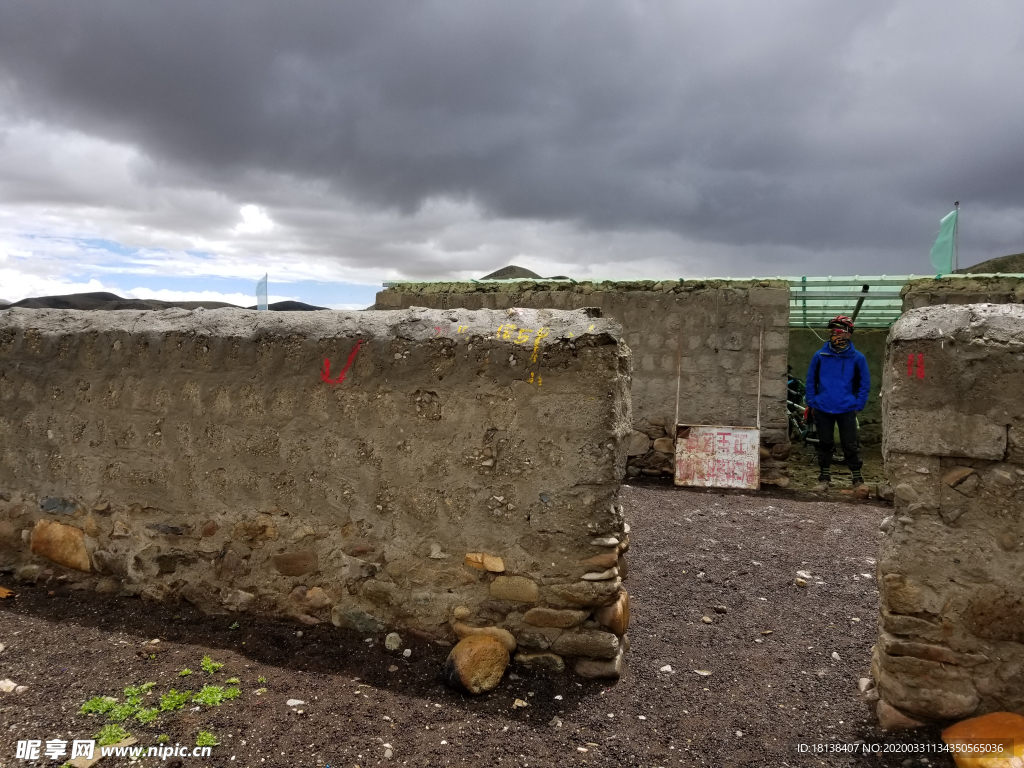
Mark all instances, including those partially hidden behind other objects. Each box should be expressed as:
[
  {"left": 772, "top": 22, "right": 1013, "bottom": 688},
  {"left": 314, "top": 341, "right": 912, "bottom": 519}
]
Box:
[{"left": 115, "top": 275, "right": 379, "bottom": 308}]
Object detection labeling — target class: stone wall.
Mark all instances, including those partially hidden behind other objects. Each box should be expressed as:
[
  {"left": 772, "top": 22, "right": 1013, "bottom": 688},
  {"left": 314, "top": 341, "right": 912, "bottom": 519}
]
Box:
[
  {"left": 902, "top": 275, "right": 1024, "bottom": 311},
  {"left": 0, "top": 307, "right": 633, "bottom": 677},
  {"left": 874, "top": 304, "right": 1024, "bottom": 724},
  {"left": 376, "top": 280, "right": 791, "bottom": 481}
]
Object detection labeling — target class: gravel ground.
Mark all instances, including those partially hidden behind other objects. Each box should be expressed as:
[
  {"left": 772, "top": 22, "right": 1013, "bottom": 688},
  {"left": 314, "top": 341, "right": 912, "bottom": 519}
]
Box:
[{"left": 0, "top": 484, "right": 955, "bottom": 768}]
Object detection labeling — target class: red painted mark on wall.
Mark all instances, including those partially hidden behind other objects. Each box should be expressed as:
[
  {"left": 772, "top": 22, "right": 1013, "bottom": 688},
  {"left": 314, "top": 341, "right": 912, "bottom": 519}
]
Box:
[
  {"left": 907, "top": 352, "right": 925, "bottom": 379},
  {"left": 321, "top": 339, "right": 364, "bottom": 386}
]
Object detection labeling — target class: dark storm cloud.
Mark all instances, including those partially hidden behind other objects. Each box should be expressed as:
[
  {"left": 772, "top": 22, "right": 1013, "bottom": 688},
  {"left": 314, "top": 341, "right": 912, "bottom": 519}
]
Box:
[{"left": 0, "top": 0, "right": 1022, "bottom": 275}]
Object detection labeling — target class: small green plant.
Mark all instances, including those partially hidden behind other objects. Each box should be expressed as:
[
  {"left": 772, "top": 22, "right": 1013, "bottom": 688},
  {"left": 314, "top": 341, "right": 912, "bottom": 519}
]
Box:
[
  {"left": 134, "top": 707, "right": 159, "bottom": 725},
  {"left": 257, "top": 676, "right": 267, "bottom": 684},
  {"left": 192, "top": 685, "right": 226, "bottom": 706},
  {"left": 223, "top": 687, "right": 240, "bottom": 700},
  {"left": 80, "top": 696, "right": 118, "bottom": 716},
  {"left": 157, "top": 735, "right": 170, "bottom": 744},
  {"left": 253, "top": 687, "right": 268, "bottom": 695},
  {"left": 228, "top": 621, "right": 240, "bottom": 630},
  {"left": 124, "top": 683, "right": 154, "bottom": 704},
  {"left": 195, "top": 731, "right": 219, "bottom": 748},
  {"left": 159, "top": 689, "right": 192, "bottom": 712},
  {"left": 107, "top": 702, "right": 139, "bottom": 722},
  {"left": 95, "top": 724, "right": 131, "bottom": 747},
  {"left": 225, "top": 677, "right": 240, "bottom": 685},
  {"left": 200, "top": 656, "right": 223, "bottom": 675},
  {"left": 178, "top": 668, "right": 193, "bottom": 677}
]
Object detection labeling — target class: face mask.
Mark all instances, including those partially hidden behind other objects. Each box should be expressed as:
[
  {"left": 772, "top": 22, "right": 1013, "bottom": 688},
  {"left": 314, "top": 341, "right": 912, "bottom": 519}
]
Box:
[{"left": 829, "top": 330, "right": 850, "bottom": 351}]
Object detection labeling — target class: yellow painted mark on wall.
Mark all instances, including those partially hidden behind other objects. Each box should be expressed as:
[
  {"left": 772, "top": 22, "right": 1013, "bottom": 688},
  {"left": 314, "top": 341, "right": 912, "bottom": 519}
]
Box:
[
  {"left": 530, "top": 328, "right": 550, "bottom": 363},
  {"left": 514, "top": 328, "right": 535, "bottom": 345}
]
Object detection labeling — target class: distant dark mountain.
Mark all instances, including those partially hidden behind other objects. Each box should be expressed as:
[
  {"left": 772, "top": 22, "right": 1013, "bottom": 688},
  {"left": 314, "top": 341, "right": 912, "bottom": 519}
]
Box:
[
  {"left": 2, "top": 291, "right": 328, "bottom": 311},
  {"left": 244, "top": 300, "right": 329, "bottom": 311},
  {"left": 957, "top": 252, "right": 1024, "bottom": 274},
  {"left": 480, "top": 264, "right": 570, "bottom": 280},
  {"left": 0, "top": 299, "right": 10, "bottom": 307}
]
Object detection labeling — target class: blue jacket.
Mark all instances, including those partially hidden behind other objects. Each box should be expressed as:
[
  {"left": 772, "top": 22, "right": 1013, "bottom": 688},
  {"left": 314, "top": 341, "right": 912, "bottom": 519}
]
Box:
[{"left": 805, "top": 342, "right": 870, "bottom": 414}]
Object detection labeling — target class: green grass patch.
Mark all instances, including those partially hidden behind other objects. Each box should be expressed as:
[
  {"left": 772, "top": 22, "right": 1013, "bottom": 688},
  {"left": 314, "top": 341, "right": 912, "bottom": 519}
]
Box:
[
  {"left": 225, "top": 677, "right": 240, "bottom": 685},
  {"left": 95, "top": 724, "right": 131, "bottom": 746},
  {"left": 107, "top": 702, "right": 139, "bottom": 722},
  {"left": 134, "top": 707, "right": 160, "bottom": 725},
  {"left": 157, "top": 735, "right": 170, "bottom": 744},
  {"left": 200, "top": 655, "right": 224, "bottom": 675},
  {"left": 159, "top": 689, "right": 192, "bottom": 712},
  {"left": 257, "top": 676, "right": 267, "bottom": 684},
  {"left": 124, "top": 682, "right": 157, "bottom": 701},
  {"left": 224, "top": 687, "right": 240, "bottom": 700},
  {"left": 195, "top": 731, "right": 219, "bottom": 748},
  {"left": 80, "top": 696, "right": 118, "bottom": 716},
  {"left": 193, "top": 685, "right": 227, "bottom": 706},
  {"left": 178, "top": 668, "right": 193, "bottom": 677}
]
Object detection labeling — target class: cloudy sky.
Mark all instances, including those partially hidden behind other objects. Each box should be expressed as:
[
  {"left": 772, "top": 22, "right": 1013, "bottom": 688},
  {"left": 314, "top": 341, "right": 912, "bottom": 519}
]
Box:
[{"left": 1, "top": 1, "right": 1022, "bottom": 306}]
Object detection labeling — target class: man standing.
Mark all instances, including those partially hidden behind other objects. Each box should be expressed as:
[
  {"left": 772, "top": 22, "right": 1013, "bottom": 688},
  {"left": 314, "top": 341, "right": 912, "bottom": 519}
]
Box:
[{"left": 805, "top": 315, "right": 870, "bottom": 491}]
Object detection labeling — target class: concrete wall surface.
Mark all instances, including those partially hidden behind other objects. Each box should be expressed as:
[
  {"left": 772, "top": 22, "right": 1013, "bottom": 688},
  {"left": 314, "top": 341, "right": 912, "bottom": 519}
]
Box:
[
  {"left": 377, "top": 280, "right": 790, "bottom": 480},
  {"left": 0, "top": 307, "right": 633, "bottom": 674},
  {"left": 875, "top": 304, "right": 1024, "bottom": 724},
  {"left": 902, "top": 276, "right": 1024, "bottom": 311}
]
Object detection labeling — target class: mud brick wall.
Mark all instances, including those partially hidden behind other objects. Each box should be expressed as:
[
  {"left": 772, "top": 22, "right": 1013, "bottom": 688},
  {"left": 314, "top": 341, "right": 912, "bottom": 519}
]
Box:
[
  {"left": 875, "top": 304, "right": 1024, "bottom": 724},
  {"left": 902, "top": 275, "right": 1024, "bottom": 311},
  {"left": 0, "top": 307, "right": 633, "bottom": 676},
  {"left": 376, "top": 280, "right": 790, "bottom": 481}
]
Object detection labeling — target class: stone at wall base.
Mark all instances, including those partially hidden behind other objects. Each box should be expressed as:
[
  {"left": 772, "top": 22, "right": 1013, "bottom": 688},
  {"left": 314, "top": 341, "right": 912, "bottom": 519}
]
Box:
[
  {"left": 30, "top": 519, "right": 91, "bottom": 572},
  {"left": 452, "top": 622, "right": 517, "bottom": 653},
  {"left": 876, "top": 700, "right": 925, "bottom": 731},
  {"left": 941, "top": 712, "right": 1024, "bottom": 760},
  {"left": 14, "top": 565, "right": 41, "bottom": 584},
  {"left": 489, "top": 575, "right": 540, "bottom": 603},
  {"left": 444, "top": 636, "right": 510, "bottom": 695},
  {"left": 552, "top": 629, "right": 620, "bottom": 659},
  {"left": 514, "top": 652, "right": 565, "bottom": 673},
  {"left": 332, "top": 606, "right": 385, "bottom": 633},
  {"left": 594, "top": 592, "right": 630, "bottom": 636},
  {"left": 575, "top": 650, "right": 623, "bottom": 680},
  {"left": 522, "top": 607, "right": 589, "bottom": 628}
]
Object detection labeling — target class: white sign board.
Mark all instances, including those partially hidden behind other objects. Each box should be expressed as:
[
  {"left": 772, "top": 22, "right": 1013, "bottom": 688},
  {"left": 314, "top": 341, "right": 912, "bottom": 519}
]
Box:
[{"left": 674, "top": 425, "right": 760, "bottom": 490}]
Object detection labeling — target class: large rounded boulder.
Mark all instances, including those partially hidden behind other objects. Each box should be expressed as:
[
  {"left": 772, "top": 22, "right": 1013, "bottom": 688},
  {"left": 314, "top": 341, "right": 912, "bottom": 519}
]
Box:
[{"left": 442, "top": 635, "right": 509, "bottom": 695}]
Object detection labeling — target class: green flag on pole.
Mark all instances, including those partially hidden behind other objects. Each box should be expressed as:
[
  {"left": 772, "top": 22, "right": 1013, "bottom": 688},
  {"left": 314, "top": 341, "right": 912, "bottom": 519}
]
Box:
[{"left": 929, "top": 209, "right": 958, "bottom": 274}]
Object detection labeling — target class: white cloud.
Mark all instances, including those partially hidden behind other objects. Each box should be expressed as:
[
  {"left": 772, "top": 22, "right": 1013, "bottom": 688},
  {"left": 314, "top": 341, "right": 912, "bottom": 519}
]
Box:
[{"left": 233, "top": 204, "right": 275, "bottom": 235}]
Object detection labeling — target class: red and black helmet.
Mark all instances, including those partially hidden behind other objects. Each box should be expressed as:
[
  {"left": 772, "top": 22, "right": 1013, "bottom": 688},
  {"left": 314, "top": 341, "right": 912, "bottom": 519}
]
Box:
[{"left": 827, "top": 315, "right": 855, "bottom": 333}]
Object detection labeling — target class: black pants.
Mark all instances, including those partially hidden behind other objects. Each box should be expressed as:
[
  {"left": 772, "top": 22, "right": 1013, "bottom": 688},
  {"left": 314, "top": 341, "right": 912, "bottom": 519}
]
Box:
[{"left": 813, "top": 410, "right": 862, "bottom": 475}]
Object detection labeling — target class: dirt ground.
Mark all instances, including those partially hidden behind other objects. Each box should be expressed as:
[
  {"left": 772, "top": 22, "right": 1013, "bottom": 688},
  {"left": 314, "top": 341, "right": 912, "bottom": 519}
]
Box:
[
  {"left": 1, "top": 484, "right": 956, "bottom": 768},
  {"left": 785, "top": 442, "right": 886, "bottom": 494}
]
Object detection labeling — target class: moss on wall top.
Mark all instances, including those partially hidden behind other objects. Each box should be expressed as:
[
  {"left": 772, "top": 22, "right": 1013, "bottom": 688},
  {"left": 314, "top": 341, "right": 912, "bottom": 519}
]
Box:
[
  {"left": 903, "top": 276, "right": 1024, "bottom": 296},
  {"left": 383, "top": 279, "right": 789, "bottom": 295}
]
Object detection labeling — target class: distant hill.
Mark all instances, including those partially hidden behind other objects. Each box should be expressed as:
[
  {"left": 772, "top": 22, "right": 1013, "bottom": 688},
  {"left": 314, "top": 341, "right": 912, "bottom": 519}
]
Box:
[
  {"left": 480, "top": 264, "right": 571, "bottom": 280},
  {"left": 957, "top": 252, "right": 1024, "bottom": 274},
  {"left": 1, "top": 291, "right": 328, "bottom": 311},
  {"left": 245, "top": 300, "right": 329, "bottom": 311},
  {"left": 0, "top": 299, "right": 10, "bottom": 307}
]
